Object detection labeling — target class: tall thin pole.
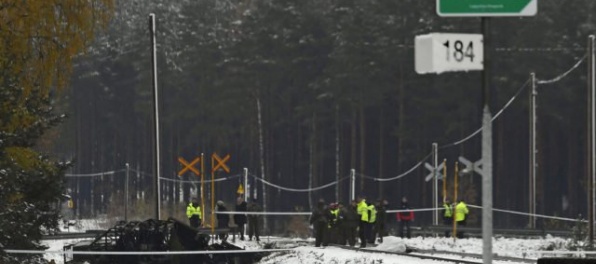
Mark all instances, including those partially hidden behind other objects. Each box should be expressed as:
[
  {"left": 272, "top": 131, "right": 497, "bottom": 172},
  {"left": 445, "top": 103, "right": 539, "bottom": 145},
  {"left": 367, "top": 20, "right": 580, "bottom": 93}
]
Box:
[
  {"left": 243, "top": 167, "right": 248, "bottom": 238},
  {"left": 432, "top": 143, "right": 438, "bottom": 226},
  {"left": 588, "top": 35, "right": 595, "bottom": 248},
  {"left": 452, "top": 162, "right": 458, "bottom": 239},
  {"left": 481, "top": 17, "right": 493, "bottom": 264},
  {"left": 201, "top": 153, "right": 205, "bottom": 225},
  {"left": 350, "top": 169, "right": 356, "bottom": 202},
  {"left": 243, "top": 168, "right": 249, "bottom": 202},
  {"left": 149, "top": 13, "right": 161, "bottom": 220},
  {"left": 125, "top": 163, "right": 129, "bottom": 222},
  {"left": 529, "top": 72, "right": 537, "bottom": 229}
]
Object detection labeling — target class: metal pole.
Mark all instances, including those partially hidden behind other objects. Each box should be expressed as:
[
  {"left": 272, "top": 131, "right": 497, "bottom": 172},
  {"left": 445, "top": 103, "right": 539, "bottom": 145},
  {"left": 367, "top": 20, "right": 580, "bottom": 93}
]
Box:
[
  {"left": 201, "top": 153, "right": 205, "bottom": 225},
  {"left": 481, "top": 17, "right": 493, "bottom": 264},
  {"left": 149, "top": 13, "right": 161, "bottom": 220},
  {"left": 452, "top": 162, "right": 458, "bottom": 239},
  {"left": 588, "top": 35, "right": 595, "bottom": 248},
  {"left": 125, "top": 163, "right": 129, "bottom": 222},
  {"left": 432, "top": 142, "right": 438, "bottom": 226},
  {"left": 243, "top": 168, "right": 249, "bottom": 202},
  {"left": 350, "top": 169, "right": 356, "bottom": 202},
  {"left": 529, "top": 72, "right": 537, "bottom": 229},
  {"left": 243, "top": 167, "right": 249, "bottom": 238}
]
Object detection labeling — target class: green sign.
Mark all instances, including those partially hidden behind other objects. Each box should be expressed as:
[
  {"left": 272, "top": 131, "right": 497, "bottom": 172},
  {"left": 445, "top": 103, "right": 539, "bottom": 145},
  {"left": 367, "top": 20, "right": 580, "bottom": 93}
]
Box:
[{"left": 437, "top": 0, "right": 537, "bottom": 17}]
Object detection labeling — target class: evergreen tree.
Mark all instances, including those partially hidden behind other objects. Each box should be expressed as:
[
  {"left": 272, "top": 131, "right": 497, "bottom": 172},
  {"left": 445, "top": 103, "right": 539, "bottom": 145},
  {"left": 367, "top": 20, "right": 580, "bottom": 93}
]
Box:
[{"left": 0, "top": 1, "right": 114, "bottom": 262}]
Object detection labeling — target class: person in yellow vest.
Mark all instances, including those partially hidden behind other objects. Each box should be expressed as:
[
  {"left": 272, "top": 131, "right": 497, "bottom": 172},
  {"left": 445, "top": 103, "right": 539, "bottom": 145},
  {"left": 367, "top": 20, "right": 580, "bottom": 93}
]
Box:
[
  {"left": 455, "top": 199, "right": 469, "bottom": 238},
  {"left": 326, "top": 202, "right": 340, "bottom": 245},
  {"left": 186, "top": 197, "right": 202, "bottom": 228},
  {"left": 356, "top": 195, "right": 369, "bottom": 248},
  {"left": 442, "top": 197, "right": 453, "bottom": 237}
]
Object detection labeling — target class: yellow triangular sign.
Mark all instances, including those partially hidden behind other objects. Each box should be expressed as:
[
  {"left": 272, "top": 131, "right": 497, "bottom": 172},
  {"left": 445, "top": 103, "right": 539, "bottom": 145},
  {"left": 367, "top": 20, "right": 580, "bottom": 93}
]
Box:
[{"left": 237, "top": 183, "right": 245, "bottom": 194}]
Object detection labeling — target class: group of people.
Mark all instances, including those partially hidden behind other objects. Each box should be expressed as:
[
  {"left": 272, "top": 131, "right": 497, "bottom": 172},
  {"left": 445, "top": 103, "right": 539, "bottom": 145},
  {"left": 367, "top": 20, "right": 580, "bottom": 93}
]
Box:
[
  {"left": 442, "top": 197, "right": 469, "bottom": 238},
  {"left": 185, "top": 196, "right": 263, "bottom": 242},
  {"left": 309, "top": 195, "right": 396, "bottom": 248},
  {"left": 309, "top": 195, "right": 470, "bottom": 247}
]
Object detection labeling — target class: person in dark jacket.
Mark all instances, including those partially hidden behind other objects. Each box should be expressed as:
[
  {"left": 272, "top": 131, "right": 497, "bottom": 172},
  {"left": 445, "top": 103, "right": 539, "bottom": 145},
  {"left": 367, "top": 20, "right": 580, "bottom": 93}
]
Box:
[
  {"left": 234, "top": 196, "right": 248, "bottom": 240},
  {"left": 247, "top": 198, "right": 262, "bottom": 241},
  {"left": 338, "top": 200, "right": 359, "bottom": 247},
  {"left": 374, "top": 199, "right": 388, "bottom": 243},
  {"left": 309, "top": 199, "right": 328, "bottom": 247},
  {"left": 216, "top": 200, "right": 229, "bottom": 241},
  {"left": 396, "top": 196, "right": 414, "bottom": 239}
]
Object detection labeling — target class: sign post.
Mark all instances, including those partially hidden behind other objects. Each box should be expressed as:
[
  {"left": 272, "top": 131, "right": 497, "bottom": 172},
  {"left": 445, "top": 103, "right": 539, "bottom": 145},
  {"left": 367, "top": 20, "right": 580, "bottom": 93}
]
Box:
[{"left": 437, "top": 0, "right": 537, "bottom": 17}]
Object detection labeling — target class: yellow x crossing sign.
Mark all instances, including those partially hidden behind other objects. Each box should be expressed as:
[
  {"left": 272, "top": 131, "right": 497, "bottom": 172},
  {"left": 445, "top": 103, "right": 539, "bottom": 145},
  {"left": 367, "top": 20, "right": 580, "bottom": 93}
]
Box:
[
  {"left": 212, "top": 153, "right": 230, "bottom": 173},
  {"left": 178, "top": 157, "right": 201, "bottom": 176}
]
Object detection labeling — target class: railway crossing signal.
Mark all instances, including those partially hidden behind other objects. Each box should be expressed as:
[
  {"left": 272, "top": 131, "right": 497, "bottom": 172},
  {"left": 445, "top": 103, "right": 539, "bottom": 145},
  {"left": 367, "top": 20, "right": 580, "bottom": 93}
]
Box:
[
  {"left": 177, "top": 157, "right": 201, "bottom": 176},
  {"left": 424, "top": 162, "right": 445, "bottom": 182},
  {"left": 212, "top": 153, "right": 230, "bottom": 173},
  {"left": 458, "top": 156, "right": 484, "bottom": 177},
  {"left": 178, "top": 153, "right": 231, "bottom": 176}
]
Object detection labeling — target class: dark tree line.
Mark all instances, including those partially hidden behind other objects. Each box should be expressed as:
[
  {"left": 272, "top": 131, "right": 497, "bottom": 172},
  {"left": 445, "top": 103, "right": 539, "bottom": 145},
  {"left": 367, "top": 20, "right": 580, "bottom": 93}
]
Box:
[{"left": 49, "top": 0, "right": 596, "bottom": 230}]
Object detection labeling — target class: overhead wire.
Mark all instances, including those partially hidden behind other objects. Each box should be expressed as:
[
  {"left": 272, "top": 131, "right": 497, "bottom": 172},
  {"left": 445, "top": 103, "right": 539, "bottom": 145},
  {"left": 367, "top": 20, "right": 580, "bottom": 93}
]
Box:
[
  {"left": 439, "top": 78, "right": 531, "bottom": 149},
  {"left": 356, "top": 151, "right": 433, "bottom": 182},
  {"left": 64, "top": 170, "right": 123, "bottom": 177},
  {"left": 536, "top": 54, "right": 587, "bottom": 84},
  {"left": 249, "top": 173, "right": 350, "bottom": 192}
]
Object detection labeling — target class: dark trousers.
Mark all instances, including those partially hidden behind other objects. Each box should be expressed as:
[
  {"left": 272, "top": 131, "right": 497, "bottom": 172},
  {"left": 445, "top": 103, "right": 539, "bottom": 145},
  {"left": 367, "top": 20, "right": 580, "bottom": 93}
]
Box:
[
  {"left": 237, "top": 223, "right": 245, "bottom": 239},
  {"left": 189, "top": 216, "right": 201, "bottom": 228},
  {"left": 339, "top": 225, "right": 357, "bottom": 246},
  {"left": 456, "top": 219, "right": 466, "bottom": 238},
  {"left": 358, "top": 220, "right": 368, "bottom": 247},
  {"left": 217, "top": 220, "right": 228, "bottom": 240},
  {"left": 443, "top": 217, "right": 452, "bottom": 237},
  {"left": 374, "top": 222, "right": 385, "bottom": 242},
  {"left": 368, "top": 222, "right": 376, "bottom": 243},
  {"left": 248, "top": 219, "right": 260, "bottom": 241},
  {"left": 313, "top": 222, "right": 327, "bottom": 247},
  {"left": 398, "top": 220, "right": 411, "bottom": 238}
]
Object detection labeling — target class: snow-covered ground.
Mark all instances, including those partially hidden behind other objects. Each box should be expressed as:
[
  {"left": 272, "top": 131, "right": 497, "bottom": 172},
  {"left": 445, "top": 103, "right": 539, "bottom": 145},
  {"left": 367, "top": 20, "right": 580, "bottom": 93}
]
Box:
[{"left": 41, "top": 219, "right": 589, "bottom": 264}]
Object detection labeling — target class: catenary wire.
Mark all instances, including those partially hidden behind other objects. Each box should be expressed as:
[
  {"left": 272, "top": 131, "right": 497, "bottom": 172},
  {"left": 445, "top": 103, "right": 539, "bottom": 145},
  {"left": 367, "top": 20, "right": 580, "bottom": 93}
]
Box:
[{"left": 536, "top": 54, "right": 587, "bottom": 84}]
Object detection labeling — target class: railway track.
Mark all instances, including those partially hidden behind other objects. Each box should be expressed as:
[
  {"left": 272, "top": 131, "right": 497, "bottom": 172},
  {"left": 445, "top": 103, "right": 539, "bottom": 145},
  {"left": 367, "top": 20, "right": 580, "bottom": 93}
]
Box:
[{"left": 269, "top": 239, "right": 538, "bottom": 264}]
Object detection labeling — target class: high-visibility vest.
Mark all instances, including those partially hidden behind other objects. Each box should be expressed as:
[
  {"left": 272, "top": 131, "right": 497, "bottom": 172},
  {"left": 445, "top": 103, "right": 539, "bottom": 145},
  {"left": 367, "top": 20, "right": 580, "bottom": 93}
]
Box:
[
  {"left": 357, "top": 200, "right": 369, "bottom": 222},
  {"left": 455, "top": 202, "right": 468, "bottom": 222},
  {"left": 367, "top": 205, "right": 377, "bottom": 223},
  {"left": 443, "top": 203, "right": 453, "bottom": 218},
  {"left": 186, "top": 203, "right": 202, "bottom": 219}
]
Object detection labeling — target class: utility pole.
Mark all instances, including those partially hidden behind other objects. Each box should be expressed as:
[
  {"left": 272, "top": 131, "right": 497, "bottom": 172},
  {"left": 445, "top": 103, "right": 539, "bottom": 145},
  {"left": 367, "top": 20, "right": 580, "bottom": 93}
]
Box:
[
  {"left": 149, "top": 13, "right": 161, "bottom": 220},
  {"left": 529, "top": 72, "right": 537, "bottom": 229},
  {"left": 588, "top": 35, "right": 595, "bottom": 248},
  {"left": 481, "top": 17, "right": 493, "bottom": 264}
]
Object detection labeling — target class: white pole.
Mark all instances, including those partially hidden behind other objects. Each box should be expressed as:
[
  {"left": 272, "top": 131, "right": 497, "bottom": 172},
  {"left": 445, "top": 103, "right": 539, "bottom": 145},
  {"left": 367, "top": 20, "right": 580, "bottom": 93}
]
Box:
[
  {"left": 125, "top": 163, "right": 129, "bottom": 222},
  {"left": 588, "top": 35, "right": 595, "bottom": 247},
  {"left": 243, "top": 168, "right": 249, "bottom": 202},
  {"left": 350, "top": 169, "right": 356, "bottom": 202},
  {"left": 529, "top": 72, "right": 537, "bottom": 229},
  {"left": 149, "top": 13, "right": 161, "bottom": 220}
]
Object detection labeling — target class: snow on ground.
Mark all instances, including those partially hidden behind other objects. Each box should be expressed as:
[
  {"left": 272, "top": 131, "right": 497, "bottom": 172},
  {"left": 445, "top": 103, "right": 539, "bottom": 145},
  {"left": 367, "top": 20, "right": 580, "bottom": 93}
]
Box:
[{"left": 41, "top": 219, "right": 585, "bottom": 264}]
